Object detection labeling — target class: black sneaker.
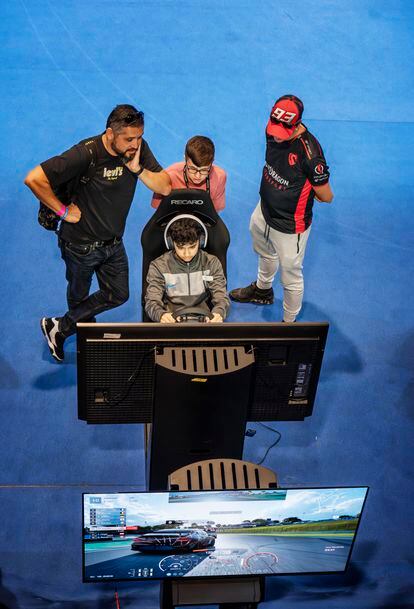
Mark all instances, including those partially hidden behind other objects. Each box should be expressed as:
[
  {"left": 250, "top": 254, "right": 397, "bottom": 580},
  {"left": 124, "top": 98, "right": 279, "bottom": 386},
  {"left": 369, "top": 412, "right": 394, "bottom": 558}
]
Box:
[
  {"left": 41, "top": 317, "right": 65, "bottom": 362},
  {"left": 229, "top": 282, "right": 274, "bottom": 305}
]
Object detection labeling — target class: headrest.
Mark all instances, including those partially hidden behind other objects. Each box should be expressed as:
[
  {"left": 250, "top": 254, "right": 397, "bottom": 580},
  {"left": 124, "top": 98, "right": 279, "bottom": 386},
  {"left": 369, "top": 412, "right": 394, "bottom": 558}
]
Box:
[{"left": 154, "top": 189, "right": 217, "bottom": 226}]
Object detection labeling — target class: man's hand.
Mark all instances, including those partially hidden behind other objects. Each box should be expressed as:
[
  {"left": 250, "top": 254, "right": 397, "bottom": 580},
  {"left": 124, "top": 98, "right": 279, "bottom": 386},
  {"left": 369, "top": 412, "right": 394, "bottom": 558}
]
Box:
[
  {"left": 125, "top": 143, "right": 142, "bottom": 175},
  {"left": 207, "top": 313, "right": 223, "bottom": 323},
  {"left": 64, "top": 203, "right": 81, "bottom": 223},
  {"left": 24, "top": 165, "right": 84, "bottom": 219},
  {"left": 160, "top": 312, "right": 176, "bottom": 323},
  {"left": 125, "top": 145, "right": 171, "bottom": 195}
]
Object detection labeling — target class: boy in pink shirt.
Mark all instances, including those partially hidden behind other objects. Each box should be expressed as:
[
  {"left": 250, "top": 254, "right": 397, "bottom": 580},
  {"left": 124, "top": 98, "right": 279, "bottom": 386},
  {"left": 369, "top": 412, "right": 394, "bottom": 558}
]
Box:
[{"left": 151, "top": 136, "right": 226, "bottom": 212}]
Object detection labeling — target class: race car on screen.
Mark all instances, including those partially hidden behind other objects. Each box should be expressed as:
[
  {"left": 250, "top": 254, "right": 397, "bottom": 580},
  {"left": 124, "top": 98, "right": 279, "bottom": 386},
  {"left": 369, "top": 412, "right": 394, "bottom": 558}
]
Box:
[{"left": 131, "top": 528, "right": 216, "bottom": 553}]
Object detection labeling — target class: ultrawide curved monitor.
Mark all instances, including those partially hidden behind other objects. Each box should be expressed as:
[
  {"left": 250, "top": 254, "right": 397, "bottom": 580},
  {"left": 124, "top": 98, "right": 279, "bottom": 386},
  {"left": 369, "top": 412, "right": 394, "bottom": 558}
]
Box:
[{"left": 83, "top": 486, "right": 368, "bottom": 582}]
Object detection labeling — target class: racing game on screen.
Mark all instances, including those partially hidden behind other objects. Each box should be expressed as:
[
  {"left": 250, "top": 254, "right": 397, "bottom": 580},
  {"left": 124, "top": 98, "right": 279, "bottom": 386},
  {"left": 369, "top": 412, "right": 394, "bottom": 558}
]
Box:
[{"left": 83, "top": 487, "right": 368, "bottom": 581}]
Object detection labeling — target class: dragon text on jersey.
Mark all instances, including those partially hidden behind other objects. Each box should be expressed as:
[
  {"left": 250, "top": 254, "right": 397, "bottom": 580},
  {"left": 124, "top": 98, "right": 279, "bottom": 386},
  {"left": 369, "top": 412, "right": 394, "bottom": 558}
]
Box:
[
  {"left": 103, "top": 166, "right": 124, "bottom": 180},
  {"left": 263, "top": 162, "right": 289, "bottom": 190}
]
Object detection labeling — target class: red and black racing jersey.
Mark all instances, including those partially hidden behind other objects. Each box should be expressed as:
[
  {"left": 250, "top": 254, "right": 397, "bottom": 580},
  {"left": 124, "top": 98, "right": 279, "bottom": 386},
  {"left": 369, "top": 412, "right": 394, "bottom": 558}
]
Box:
[{"left": 259, "top": 126, "right": 330, "bottom": 234}]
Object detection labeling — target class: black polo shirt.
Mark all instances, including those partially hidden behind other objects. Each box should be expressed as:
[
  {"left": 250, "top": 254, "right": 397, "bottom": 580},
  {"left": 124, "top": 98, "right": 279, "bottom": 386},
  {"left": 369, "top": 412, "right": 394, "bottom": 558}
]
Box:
[
  {"left": 41, "top": 134, "right": 163, "bottom": 244},
  {"left": 259, "top": 126, "right": 330, "bottom": 234}
]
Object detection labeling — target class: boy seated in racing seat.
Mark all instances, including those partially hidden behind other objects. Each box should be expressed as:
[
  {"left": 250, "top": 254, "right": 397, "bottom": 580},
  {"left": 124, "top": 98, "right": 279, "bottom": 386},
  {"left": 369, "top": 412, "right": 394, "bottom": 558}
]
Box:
[{"left": 144, "top": 216, "right": 230, "bottom": 323}]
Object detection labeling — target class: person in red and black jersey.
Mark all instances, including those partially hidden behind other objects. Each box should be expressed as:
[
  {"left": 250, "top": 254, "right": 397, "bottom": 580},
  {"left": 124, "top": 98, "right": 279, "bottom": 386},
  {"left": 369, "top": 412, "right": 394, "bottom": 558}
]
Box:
[{"left": 230, "top": 95, "right": 333, "bottom": 322}]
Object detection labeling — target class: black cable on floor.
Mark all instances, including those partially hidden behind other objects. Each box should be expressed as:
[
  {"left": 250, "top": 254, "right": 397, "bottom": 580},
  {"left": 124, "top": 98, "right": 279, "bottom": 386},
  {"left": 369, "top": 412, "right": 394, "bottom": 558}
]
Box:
[{"left": 257, "top": 422, "right": 282, "bottom": 465}]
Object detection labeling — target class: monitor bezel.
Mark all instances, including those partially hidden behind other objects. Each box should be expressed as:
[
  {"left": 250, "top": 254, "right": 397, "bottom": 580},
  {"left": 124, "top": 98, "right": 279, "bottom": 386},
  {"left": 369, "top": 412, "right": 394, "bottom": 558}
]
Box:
[
  {"left": 82, "top": 485, "right": 369, "bottom": 583},
  {"left": 77, "top": 321, "right": 329, "bottom": 342}
]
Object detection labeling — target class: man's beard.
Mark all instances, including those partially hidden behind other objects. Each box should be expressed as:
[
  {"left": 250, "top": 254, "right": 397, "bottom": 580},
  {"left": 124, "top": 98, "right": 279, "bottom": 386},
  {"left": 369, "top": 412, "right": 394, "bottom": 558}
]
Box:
[
  {"left": 121, "top": 151, "right": 136, "bottom": 163},
  {"left": 112, "top": 141, "right": 136, "bottom": 163}
]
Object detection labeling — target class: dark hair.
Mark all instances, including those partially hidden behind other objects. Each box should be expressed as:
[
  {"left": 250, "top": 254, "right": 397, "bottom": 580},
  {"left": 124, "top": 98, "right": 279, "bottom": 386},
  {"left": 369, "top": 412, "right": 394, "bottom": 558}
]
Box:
[
  {"left": 185, "top": 136, "right": 215, "bottom": 166},
  {"left": 106, "top": 104, "right": 144, "bottom": 133},
  {"left": 169, "top": 218, "right": 203, "bottom": 246}
]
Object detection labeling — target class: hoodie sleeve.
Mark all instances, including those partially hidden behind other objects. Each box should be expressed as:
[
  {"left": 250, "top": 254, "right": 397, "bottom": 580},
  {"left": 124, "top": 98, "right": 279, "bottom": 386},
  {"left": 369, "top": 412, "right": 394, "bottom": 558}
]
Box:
[
  {"left": 208, "top": 255, "right": 230, "bottom": 320},
  {"left": 145, "top": 260, "right": 167, "bottom": 322}
]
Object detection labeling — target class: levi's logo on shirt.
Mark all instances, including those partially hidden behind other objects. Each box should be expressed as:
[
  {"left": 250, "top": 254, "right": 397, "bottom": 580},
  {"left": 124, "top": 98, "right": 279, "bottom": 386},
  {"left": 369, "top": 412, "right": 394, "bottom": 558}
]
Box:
[{"left": 103, "top": 166, "right": 124, "bottom": 180}]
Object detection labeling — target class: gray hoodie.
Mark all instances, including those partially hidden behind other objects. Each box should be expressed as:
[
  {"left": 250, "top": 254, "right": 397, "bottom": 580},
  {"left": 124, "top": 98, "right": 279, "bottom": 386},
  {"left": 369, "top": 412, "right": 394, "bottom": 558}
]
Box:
[{"left": 145, "top": 249, "right": 230, "bottom": 322}]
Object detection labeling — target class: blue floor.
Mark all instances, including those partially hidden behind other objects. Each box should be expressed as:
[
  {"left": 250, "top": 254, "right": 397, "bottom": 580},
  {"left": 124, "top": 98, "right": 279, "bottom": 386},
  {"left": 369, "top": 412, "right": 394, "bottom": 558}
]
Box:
[{"left": 1, "top": 1, "right": 413, "bottom": 607}]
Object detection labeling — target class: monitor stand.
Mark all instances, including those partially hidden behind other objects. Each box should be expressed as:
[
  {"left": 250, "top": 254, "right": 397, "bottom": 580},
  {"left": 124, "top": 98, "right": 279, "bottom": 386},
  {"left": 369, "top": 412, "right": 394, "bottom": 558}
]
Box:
[
  {"left": 157, "top": 456, "right": 275, "bottom": 608},
  {"left": 160, "top": 576, "right": 265, "bottom": 608},
  {"left": 145, "top": 345, "right": 255, "bottom": 490}
]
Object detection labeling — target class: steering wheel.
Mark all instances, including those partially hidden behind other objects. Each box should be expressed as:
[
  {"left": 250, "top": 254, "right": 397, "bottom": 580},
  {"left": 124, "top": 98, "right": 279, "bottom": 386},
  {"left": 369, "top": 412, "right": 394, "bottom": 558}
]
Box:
[{"left": 175, "top": 312, "right": 209, "bottom": 323}]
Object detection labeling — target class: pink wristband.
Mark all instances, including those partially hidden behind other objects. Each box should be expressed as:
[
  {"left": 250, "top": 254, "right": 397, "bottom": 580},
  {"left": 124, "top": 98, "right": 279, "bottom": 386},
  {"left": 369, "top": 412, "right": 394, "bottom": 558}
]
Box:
[{"left": 56, "top": 204, "right": 67, "bottom": 217}]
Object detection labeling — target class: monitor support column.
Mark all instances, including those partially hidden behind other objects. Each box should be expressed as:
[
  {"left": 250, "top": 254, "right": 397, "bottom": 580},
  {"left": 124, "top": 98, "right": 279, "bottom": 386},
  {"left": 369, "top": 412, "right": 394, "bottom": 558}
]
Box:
[
  {"left": 158, "top": 458, "right": 274, "bottom": 609},
  {"left": 160, "top": 576, "right": 265, "bottom": 608},
  {"left": 145, "top": 345, "right": 255, "bottom": 490}
]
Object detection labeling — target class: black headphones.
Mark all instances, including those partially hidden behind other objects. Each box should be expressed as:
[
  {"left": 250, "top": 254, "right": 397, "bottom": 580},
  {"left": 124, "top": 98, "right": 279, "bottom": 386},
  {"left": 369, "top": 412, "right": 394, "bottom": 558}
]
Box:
[{"left": 164, "top": 214, "right": 208, "bottom": 250}]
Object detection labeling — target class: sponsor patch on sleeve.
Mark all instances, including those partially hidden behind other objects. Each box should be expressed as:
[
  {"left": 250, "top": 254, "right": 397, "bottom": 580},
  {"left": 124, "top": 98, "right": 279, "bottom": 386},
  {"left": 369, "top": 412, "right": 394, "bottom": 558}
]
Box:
[{"left": 311, "top": 161, "right": 330, "bottom": 184}]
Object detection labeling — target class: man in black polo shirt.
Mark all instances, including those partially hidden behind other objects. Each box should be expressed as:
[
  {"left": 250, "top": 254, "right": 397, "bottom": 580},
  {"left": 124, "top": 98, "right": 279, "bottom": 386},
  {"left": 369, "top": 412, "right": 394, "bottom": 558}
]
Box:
[
  {"left": 24, "top": 104, "right": 171, "bottom": 361},
  {"left": 230, "top": 95, "right": 333, "bottom": 322}
]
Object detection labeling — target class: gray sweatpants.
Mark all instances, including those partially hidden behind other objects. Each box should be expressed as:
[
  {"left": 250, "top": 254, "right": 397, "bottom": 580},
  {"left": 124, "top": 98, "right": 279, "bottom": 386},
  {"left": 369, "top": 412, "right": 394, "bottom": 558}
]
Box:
[{"left": 249, "top": 202, "right": 311, "bottom": 322}]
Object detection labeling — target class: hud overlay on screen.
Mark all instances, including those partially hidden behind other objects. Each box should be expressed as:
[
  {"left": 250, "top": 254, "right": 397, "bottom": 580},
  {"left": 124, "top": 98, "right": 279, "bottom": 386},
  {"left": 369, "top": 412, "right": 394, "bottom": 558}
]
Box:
[{"left": 83, "top": 488, "right": 368, "bottom": 582}]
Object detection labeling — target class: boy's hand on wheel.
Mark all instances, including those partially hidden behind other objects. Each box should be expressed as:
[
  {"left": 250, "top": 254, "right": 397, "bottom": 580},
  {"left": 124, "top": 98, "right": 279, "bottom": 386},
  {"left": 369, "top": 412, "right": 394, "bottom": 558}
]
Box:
[
  {"left": 207, "top": 313, "right": 223, "bottom": 323},
  {"left": 160, "top": 312, "right": 176, "bottom": 323}
]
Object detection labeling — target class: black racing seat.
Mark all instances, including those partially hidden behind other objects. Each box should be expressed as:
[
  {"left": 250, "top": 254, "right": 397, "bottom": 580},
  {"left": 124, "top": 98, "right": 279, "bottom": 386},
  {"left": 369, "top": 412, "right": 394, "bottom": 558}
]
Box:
[{"left": 140, "top": 188, "right": 230, "bottom": 321}]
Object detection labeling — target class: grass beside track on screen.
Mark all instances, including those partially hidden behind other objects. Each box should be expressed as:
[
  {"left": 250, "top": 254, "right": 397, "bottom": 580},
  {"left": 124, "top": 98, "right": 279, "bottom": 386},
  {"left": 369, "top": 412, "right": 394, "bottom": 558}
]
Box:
[{"left": 219, "top": 519, "right": 358, "bottom": 536}]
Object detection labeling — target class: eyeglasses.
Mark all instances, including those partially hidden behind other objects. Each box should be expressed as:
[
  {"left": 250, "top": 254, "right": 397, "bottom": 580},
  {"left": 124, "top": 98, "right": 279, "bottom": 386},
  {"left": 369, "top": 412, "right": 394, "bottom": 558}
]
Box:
[
  {"left": 185, "top": 163, "right": 211, "bottom": 176},
  {"left": 123, "top": 111, "right": 144, "bottom": 125}
]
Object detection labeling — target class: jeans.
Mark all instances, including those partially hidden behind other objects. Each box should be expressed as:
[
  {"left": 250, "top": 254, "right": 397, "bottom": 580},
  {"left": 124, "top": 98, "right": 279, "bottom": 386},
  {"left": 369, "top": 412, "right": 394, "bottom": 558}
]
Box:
[{"left": 58, "top": 238, "right": 129, "bottom": 337}]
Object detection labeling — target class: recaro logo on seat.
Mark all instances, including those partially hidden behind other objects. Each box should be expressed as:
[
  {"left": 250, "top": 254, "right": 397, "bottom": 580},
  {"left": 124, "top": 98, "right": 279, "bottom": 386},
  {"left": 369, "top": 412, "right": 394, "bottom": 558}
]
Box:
[{"left": 171, "top": 199, "right": 204, "bottom": 205}]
